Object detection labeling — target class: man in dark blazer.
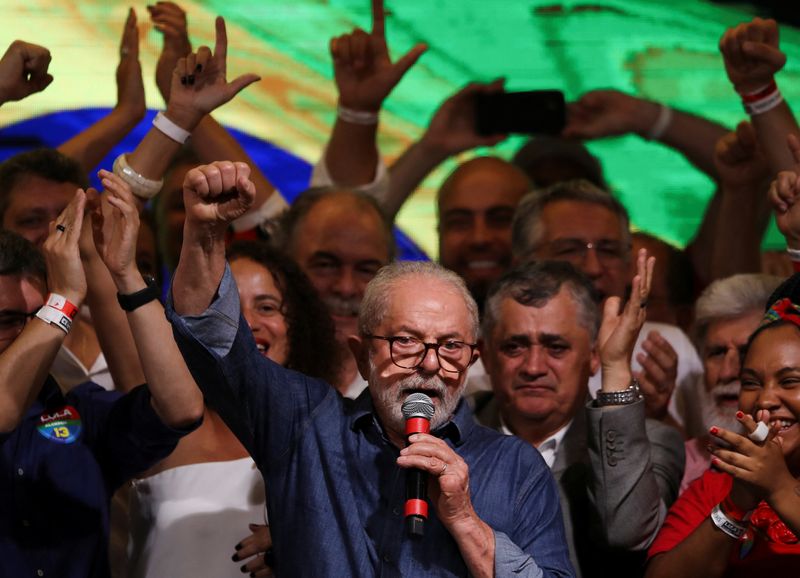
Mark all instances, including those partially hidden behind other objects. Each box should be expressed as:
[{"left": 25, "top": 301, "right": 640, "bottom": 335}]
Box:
[{"left": 474, "top": 260, "right": 684, "bottom": 578}]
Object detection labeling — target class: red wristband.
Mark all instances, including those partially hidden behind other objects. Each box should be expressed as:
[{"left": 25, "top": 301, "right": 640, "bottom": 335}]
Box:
[
  {"left": 45, "top": 293, "right": 78, "bottom": 320},
  {"left": 741, "top": 80, "right": 778, "bottom": 103}
]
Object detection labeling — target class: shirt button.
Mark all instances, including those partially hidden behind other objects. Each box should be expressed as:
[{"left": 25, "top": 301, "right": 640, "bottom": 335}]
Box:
[
  {"left": 606, "top": 431, "right": 616, "bottom": 442},
  {"left": 392, "top": 507, "right": 400, "bottom": 516},
  {"left": 382, "top": 555, "right": 391, "bottom": 563},
  {"left": 37, "top": 570, "right": 44, "bottom": 577},
  {"left": 17, "top": 467, "right": 24, "bottom": 476},
  {"left": 608, "top": 456, "right": 618, "bottom": 467}
]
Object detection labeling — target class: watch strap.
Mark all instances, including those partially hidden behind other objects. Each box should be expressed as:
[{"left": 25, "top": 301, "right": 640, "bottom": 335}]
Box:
[
  {"left": 596, "top": 378, "right": 642, "bottom": 406},
  {"left": 117, "top": 279, "right": 159, "bottom": 312}
]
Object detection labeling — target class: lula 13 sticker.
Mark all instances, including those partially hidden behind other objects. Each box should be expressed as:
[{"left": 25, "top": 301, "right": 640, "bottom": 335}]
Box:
[{"left": 37, "top": 405, "right": 82, "bottom": 444}]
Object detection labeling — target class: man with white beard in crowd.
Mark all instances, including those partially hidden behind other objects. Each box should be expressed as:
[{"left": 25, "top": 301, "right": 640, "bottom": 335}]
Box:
[{"left": 679, "top": 273, "right": 781, "bottom": 492}]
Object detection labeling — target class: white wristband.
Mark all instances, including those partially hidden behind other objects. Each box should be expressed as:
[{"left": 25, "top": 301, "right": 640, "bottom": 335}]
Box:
[
  {"left": 152, "top": 111, "right": 192, "bottom": 144},
  {"left": 112, "top": 153, "right": 164, "bottom": 200},
  {"left": 787, "top": 247, "right": 800, "bottom": 262},
  {"left": 645, "top": 104, "right": 673, "bottom": 141},
  {"left": 710, "top": 504, "right": 747, "bottom": 540},
  {"left": 36, "top": 305, "right": 73, "bottom": 334},
  {"left": 745, "top": 90, "right": 783, "bottom": 116},
  {"left": 337, "top": 105, "right": 379, "bottom": 126}
]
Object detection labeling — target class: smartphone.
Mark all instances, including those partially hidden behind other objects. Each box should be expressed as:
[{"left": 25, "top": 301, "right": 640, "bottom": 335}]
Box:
[{"left": 475, "top": 90, "right": 565, "bottom": 136}]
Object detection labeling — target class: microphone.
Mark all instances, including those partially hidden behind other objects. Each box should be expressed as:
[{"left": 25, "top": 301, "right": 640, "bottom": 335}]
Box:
[{"left": 401, "top": 392, "right": 435, "bottom": 538}]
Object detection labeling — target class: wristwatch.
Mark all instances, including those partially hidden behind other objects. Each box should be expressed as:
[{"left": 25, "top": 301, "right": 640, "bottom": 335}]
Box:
[
  {"left": 117, "top": 275, "right": 160, "bottom": 312},
  {"left": 596, "top": 378, "right": 642, "bottom": 406}
]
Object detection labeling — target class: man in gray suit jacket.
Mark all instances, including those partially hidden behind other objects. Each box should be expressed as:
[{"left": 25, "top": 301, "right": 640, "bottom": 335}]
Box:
[{"left": 474, "top": 260, "right": 684, "bottom": 578}]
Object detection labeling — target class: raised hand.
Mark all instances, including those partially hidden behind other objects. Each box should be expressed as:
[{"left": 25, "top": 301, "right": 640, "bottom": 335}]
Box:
[
  {"left": 562, "top": 89, "right": 656, "bottom": 139},
  {"left": 713, "top": 121, "right": 769, "bottom": 189},
  {"left": 597, "top": 248, "right": 655, "bottom": 390},
  {"left": 421, "top": 81, "right": 507, "bottom": 156},
  {"left": 42, "top": 191, "right": 87, "bottom": 306},
  {"left": 183, "top": 161, "right": 256, "bottom": 226},
  {"left": 90, "top": 170, "right": 142, "bottom": 285},
  {"left": 768, "top": 134, "right": 800, "bottom": 246},
  {"left": 634, "top": 331, "right": 678, "bottom": 421},
  {"left": 0, "top": 40, "right": 53, "bottom": 105},
  {"left": 719, "top": 17, "right": 786, "bottom": 95},
  {"left": 331, "top": 0, "right": 426, "bottom": 112},
  {"left": 148, "top": 1, "right": 192, "bottom": 101},
  {"left": 710, "top": 409, "right": 790, "bottom": 510},
  {"left": 116, "top": 8, "right": 146, "bottom": 119},
  {"left": 166, "top": 16, "right": 260, "bottom": 130}
]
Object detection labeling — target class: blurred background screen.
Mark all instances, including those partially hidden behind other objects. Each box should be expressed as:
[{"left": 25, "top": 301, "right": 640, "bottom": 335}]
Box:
[{"left": 2, "top": 0, "right": 799, "bottom": 258}]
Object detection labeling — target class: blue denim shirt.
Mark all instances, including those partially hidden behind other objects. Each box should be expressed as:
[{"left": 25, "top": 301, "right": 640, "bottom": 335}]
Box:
[
  {"left": 0, "top": 379, "right": 191, "bottom": 578},
  {"left": 167, "top": 266, "right": 574, "bottom": 577}
]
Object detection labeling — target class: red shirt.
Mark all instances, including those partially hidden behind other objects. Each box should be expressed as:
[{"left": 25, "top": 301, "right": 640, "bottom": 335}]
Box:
[{"left": 648, "top": 470, "right": 800, "bottom": 576}]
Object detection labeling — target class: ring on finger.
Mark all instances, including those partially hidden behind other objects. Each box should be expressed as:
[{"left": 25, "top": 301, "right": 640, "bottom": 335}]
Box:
[
  {"left": 639, "top": 299, "right": 648, "bottom": 309},
  {"left": 748, "top": 421, "right": 769, "bottom": 443},
  {"left": 439, "top": 462, "right": 448, "bottom": 475},
  {"left": 56, "top": 224, "right": 66, "bottom": 232}
]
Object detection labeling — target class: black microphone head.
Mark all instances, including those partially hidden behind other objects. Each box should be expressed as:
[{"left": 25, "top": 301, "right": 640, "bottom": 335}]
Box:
[{"left": 401, "top": 392, "right": 435, "bottom": 421}]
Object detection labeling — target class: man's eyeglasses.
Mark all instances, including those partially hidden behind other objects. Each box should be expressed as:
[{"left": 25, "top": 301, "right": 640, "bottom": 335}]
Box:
[
  {"left": 0, "top": 309, "right": 39, "bottom": 339},
  {"left": 538, "top": 238, "right": 630, "bottom": 266},
  {"left": 364, "top": 335, "right": 477, "bottom": 373}
]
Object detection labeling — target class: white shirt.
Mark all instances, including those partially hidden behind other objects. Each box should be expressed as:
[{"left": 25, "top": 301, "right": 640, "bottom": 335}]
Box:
[
  {"left": 499, "top": 416, "right": 573, "bottom": 470},
  {"left": 127, "top": 458, "right": 266, "bottom": 578}
]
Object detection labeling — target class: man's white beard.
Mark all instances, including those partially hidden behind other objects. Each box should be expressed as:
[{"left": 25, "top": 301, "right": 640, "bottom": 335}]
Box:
[
  {"left": 699, "top": 381, "right": 744, "bottom": 438},
  {"left": 369, "top": 360, "right": 464, "bottom": 433}
]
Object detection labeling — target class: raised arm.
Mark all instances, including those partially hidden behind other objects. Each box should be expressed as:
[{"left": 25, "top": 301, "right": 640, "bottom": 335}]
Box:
[
  {"left": 0, "top": 192, "right": 86, "bottom": 433},
  {"left": 172, "top": 161, "right": 255, "bottom": 315},
  {"left": 149, "top": 2, "right": 283, "bottom": 222},
  {"left": 91, "top": 169, "right": 203, "bottom": 427},
  {"left": 591, "top": 251, "right": 684, "bottom": 548},
  {"left": 78, "top": 182, "right": 146, "bottom": 393},
  {"left": 563, "top": 89, "right": 728, "bottom": 179},
  {"left": 123, "top": 15, "right": 260, "bottom": 185},
  {"left": 57, "top": 9, "right": 146, "bottom": 174},
  {"left": 0, "top": 40, "right": 52, "bottom": 106},
  {"left": 385, "top": 81, "right": 507, "bottom": 217},
  {"left": 320, "top": 0, "right": 426, "bottom": 189},
  {"left": 719, "top": 17, "right": 800, "bottom": 174},
  {"left": 688, "top": 121, "right": 771, "bottom": 287}
]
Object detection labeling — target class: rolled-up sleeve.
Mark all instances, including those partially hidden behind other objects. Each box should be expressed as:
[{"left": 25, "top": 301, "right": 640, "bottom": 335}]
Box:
[{"left": 167, "top": 264, "right": 241, "bottom": 358}]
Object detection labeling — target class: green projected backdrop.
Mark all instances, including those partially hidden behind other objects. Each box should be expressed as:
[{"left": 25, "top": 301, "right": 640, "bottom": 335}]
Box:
[{"left": 2, "top": 0, "right": 799, "bottom": 256}]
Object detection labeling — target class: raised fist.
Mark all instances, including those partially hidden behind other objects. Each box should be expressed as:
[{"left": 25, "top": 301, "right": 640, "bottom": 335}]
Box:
[
  {"left": 719, "top": 18, "right": 786, "bottom": 95},
  {"left": 0, "top": 40, "right": 53, "bottom": 105},
  {"left": 182, "top": 161, "right": 256, "bottom": 226}
]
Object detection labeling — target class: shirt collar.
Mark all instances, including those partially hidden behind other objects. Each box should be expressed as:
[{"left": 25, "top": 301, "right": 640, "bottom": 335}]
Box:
[{"left": 350, "top": 394, "right": 472, "bottom": 446}]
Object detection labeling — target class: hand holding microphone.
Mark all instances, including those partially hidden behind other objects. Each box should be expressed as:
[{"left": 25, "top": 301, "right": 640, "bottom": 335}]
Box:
[{"left": 401, "top": 393, "right": 435, "bottom": 538}]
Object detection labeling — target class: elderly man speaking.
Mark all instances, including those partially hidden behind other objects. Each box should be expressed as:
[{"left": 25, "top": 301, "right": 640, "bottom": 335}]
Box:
[{"left": 166, "top": 160, "right": 574, "bottom": 577}]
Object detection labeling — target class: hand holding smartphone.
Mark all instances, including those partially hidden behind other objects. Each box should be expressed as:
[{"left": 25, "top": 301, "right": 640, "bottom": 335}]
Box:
[{"left": 475, "top": 90, "right": 566, "bottom": 136}]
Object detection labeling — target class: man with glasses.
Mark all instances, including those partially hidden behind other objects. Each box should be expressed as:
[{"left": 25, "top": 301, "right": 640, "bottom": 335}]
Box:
[
  {"left": 167, "top": 161, "right": 574, "bottom": 577},
  {"left": 510, "top": 179, "right": 703, "bottom": 426}
]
